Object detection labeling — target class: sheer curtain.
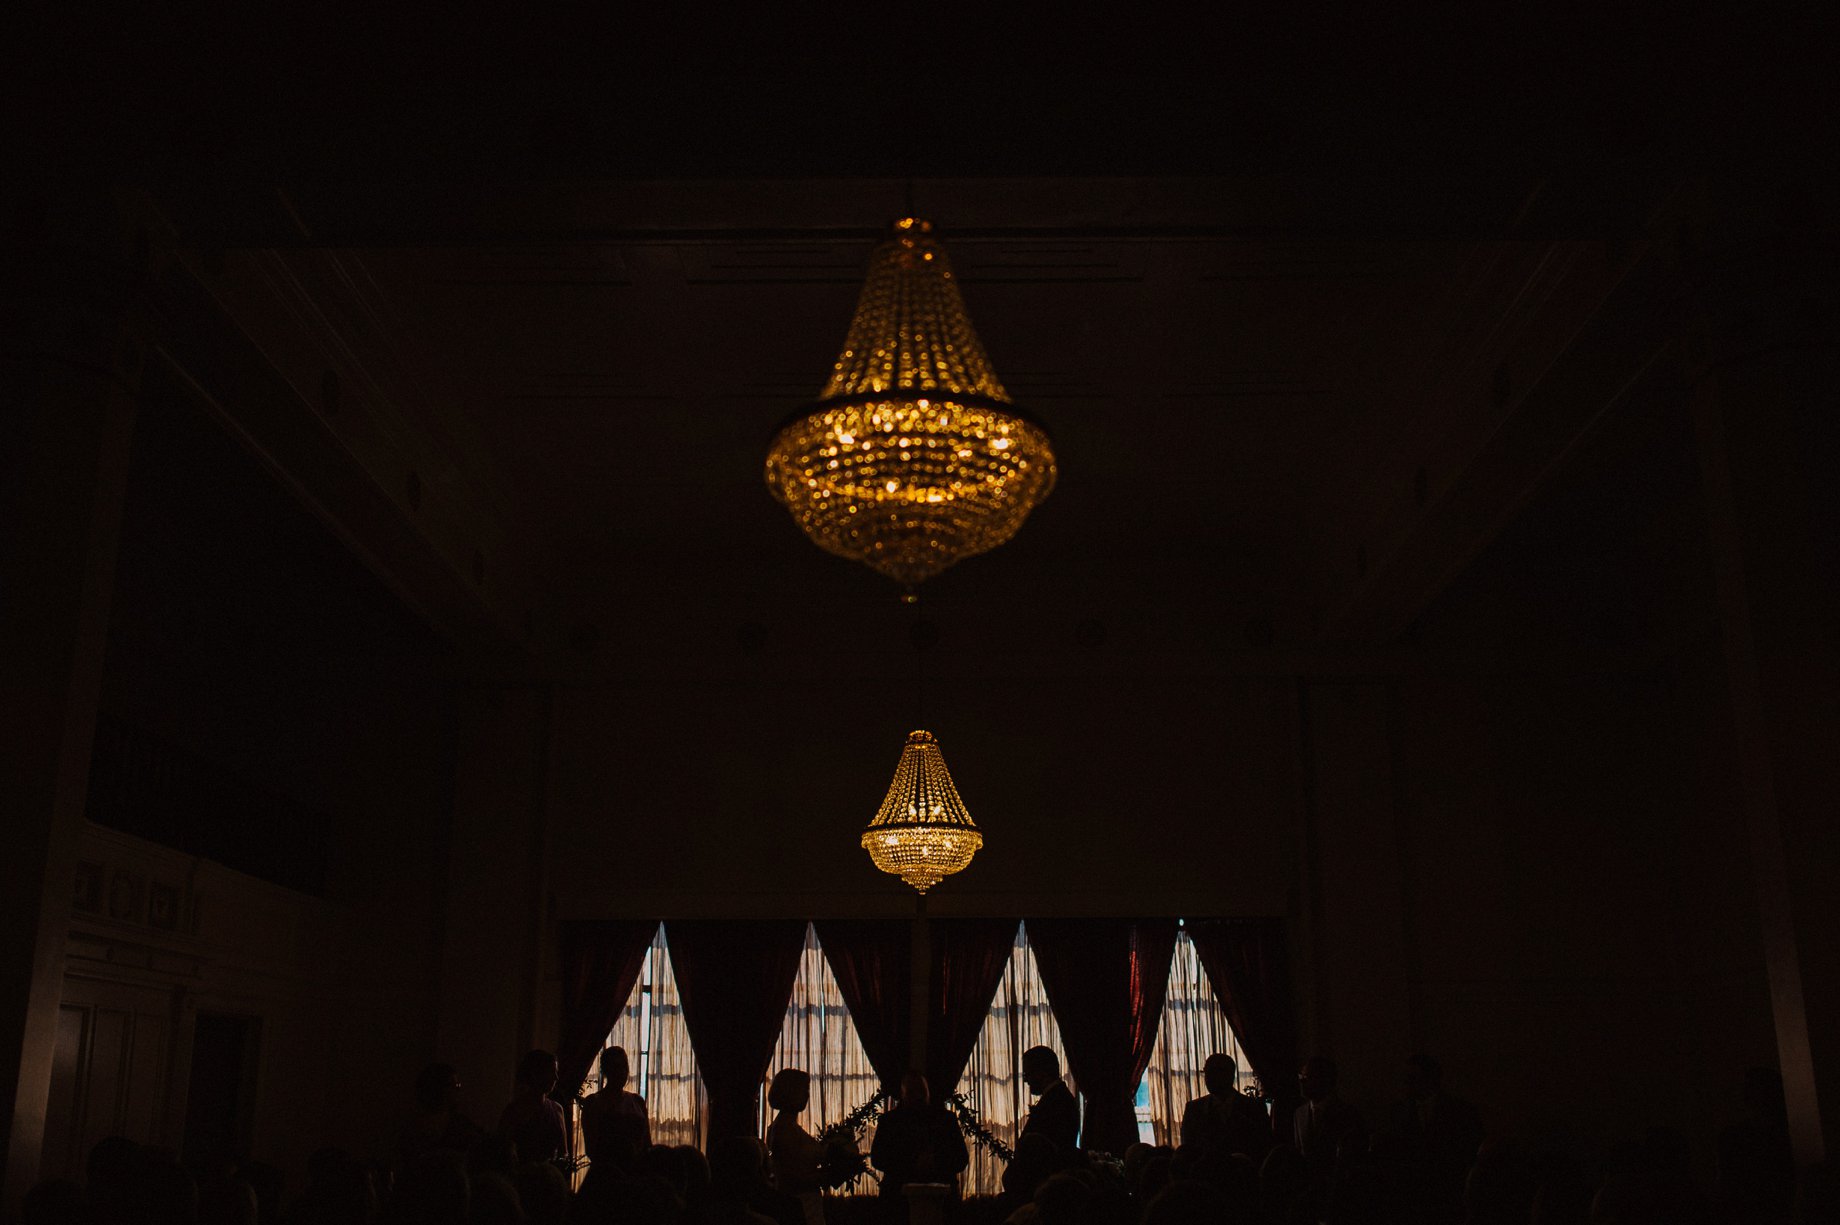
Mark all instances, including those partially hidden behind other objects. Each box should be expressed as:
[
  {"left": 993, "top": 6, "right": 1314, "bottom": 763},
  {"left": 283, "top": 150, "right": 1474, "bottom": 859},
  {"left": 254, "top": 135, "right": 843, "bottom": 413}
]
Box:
[
  {"left": 953, "top": 922, "right": 1075, "bottom": 1195},
  {"left": 589, "top": 924, "right": 707, "bottom": 1150},
  {"left": 1144, "top": 928, "right": 1252, "bottom": 1147},
  {"left": 758, "top": 924, "right": 881, "bottom": 1143}
]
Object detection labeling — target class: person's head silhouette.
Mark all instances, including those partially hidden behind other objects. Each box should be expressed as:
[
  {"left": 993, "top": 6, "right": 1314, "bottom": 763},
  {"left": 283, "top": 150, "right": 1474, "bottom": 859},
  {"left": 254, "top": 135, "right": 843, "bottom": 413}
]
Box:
[
  {"left": 1022, "top": 1046, "right": 1061, "bottom": 1095},
  {"left": 1298, "top": 1056, "right": 1338, "bottom": 1103},
  {"left": 1203, "top": 1054, "right": 1238, "bottom": 1096},
  {"left": 768, "top": 1068, "right": 811, "bottom": 1116},
  {"left": 600, "top": 1046, "right": 631, "bottom": 1094},
  {"left": 900, "top": 1071, "right": 931, "bottom": 1106},
  {"left": 516, "top": 1049, "right": 558, "bottom": 1098}
]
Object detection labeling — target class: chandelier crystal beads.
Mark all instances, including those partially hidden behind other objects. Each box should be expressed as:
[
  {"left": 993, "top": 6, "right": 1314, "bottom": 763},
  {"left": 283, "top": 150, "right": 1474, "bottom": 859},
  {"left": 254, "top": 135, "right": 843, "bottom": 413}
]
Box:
[
  {"left": 861, "top": 729, "right": 984, "bottom": 894},
  {"left": 765, "top": 219, "right": 1057, "bottom": 586}
]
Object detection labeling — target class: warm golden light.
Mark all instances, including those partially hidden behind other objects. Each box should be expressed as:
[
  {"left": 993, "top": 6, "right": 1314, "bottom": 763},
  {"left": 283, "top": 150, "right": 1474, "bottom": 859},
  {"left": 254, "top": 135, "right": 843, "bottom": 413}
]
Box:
[
  {"left": 765, "top": 220, "right": 1057, "bottom": 586},
  {"left": 861, "top": 730, "right": 983, "bottom": 894}
]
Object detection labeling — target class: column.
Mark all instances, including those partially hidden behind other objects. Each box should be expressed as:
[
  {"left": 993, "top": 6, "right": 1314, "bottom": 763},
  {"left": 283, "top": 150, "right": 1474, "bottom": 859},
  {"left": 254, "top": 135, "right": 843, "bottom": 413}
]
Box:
[
  {"left": 1684, "top": 177, "right": 1840, "bottom": 1167},
  {"left": 0, "top": 195, "right": 147, "bottom": 1204},
  {"left": 434, "top": 686, "right": 552, "bottom": 1100}
]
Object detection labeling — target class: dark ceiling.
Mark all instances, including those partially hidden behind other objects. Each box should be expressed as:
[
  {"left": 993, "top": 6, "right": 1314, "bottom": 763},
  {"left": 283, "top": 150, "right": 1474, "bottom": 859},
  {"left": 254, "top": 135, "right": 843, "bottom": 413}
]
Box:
[{"left": 18, "top": 8, "right": 1830, "bottom": 687}]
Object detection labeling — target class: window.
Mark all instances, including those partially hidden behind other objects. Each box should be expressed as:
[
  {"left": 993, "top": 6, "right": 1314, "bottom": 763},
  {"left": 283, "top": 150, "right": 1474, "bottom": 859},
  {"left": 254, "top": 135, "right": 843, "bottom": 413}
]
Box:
[
  {"left": 757, "top": 924, "right": 880, "bottom": 1139},
  {"left": 587, "top": 923, "right": 878, "bottom": 1158},
  {"left": 589, "top": 924, "right": 706, "bottom": 1148},
  {"left": 1143, "top": 925, "right": 1254, "bottom": 1146},
  {"left": 954, "top": 922, "right": 1075, "bottom": 1195}
]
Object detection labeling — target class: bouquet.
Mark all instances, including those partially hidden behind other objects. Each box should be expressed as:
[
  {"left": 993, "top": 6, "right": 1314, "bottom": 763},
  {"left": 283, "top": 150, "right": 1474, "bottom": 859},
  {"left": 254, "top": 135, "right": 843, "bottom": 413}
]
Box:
[{"left": 817, "top": 1090, "right": 890, "bottom": 1191}]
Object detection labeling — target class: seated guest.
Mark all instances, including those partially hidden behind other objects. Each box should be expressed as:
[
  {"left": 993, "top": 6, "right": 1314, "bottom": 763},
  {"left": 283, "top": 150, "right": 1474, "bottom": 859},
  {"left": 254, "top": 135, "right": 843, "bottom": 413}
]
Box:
[
  {"left": 1292, "top": 1056, "right": 1362, "bottom": 1183},
  {"left": 1020, "top": 1047, "right": 1080, "bottom": 1155},
  {"left": 999, "top": 1133, "right": 1061, "bottom": 1216},
  {"left": 1179, "top": 1053, "right": 1272, "bottom": 1161},
  {"left": 580, "top": 1045, "right": 651, "bottom": 1172},
  {"left": 708, "top": 1136, "right": 782, "bottom": 1225},
  {"left": 496, "top": 1049, "right": 567, "bottom": 1167},
  {"left": 870, "top": 1071, "right": 969, "bottom": 1199}
]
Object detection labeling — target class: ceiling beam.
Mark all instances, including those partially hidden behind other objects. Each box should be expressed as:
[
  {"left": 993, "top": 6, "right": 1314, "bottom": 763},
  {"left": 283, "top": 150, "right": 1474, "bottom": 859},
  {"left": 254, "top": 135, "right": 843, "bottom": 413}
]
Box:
[{"left": 154, "top": 174, "right": 1671, "bottom": 252}]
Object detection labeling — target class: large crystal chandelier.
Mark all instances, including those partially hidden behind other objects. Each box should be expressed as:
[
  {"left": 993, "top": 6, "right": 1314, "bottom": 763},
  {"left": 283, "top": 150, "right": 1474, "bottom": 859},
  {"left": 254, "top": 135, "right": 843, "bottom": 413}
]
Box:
[
  {"left": 765, "top": 219, "right": 1057, "bottom": 587},
  {"left": 861, "top": 730, "right": 983, "bottom": 894}
]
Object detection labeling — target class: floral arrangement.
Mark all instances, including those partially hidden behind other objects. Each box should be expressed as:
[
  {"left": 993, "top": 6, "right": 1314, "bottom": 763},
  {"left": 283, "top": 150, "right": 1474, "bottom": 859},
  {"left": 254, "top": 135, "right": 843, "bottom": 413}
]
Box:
[
  {"left": 941, "top": 1092, "right": 1014, "bottom": 1163},
  {"left": 816, "top": 1089, "right": 891, "bottom": 1191},
  {"left": 812, "top": 1087, "right": 1017, "bottom": 1188}
]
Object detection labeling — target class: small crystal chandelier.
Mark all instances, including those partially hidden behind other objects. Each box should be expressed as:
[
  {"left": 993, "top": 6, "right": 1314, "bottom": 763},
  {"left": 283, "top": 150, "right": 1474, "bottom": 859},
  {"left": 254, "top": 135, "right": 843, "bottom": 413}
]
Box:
[
  {"left": 765, "top": 219, "right": 1057, "bottom": 587},
  {"left": 861, "top": 730, "right": 984, "bottom": 894}
]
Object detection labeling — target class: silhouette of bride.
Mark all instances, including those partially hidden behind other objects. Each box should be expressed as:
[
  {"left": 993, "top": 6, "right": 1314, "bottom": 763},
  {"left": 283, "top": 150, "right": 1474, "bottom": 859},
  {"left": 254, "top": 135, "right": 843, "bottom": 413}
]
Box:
[{"left": 766, "top": 1069, "right": 826, "bottom": 1225}]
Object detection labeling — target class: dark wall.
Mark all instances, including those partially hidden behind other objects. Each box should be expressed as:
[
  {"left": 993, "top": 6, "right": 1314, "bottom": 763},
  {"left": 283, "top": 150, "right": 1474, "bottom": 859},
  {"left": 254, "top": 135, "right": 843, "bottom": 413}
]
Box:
[
  {"left": 548, "top": 671, "right": 1301, "bottom": 919},
  {"left": 535, "top": 398, "right": 1776, "bottom": 1160},
  {"left": 1367, "top": 403, "right": 1774, "bottom": 1155},
  {"left": 93, "top": 364, "right": 460, "bottom": 1146}
]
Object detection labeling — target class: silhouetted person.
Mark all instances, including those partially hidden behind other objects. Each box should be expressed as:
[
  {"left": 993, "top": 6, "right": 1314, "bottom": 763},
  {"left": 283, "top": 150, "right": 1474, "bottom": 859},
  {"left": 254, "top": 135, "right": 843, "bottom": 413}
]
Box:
[
  {"left": 1180, "top": 1053, "right": 1272, "bottom": 1162},
  {"left": 387, "top": 1152, "right": 469, "bottom": 1225},
  {"left": 1718, "top": 1067, "right": 1795, "bottom": 1224},
  {"left": 1021, "top": 1047, "right": 1080, "bottom": 1155},
  {"left": 20, "top": 1179, "right": 90, "bottom": 1225},
  {"left": 1465, "top": 1142, "right": 1537, "bottom": 1225},
  {"left": 705, "top": 1136, "right": 779, "bottom": 1225},
  {"left": 86, "top": 1136, "right": 141, "bottom": 1225},
  {"left": 283, "top": 1147, "right": 377, "bottom": 1225},
  {"left": 1000, "top": 1134, "right": 1061, "bottom": 1215},
  {"left": 580, "top": 1046, "right": 651, "bottom": 1173},
  {"left": 1141, "top": 1180, "right": 1230, "bottom": 1225},
  {"left": 672, "top": 1145, "right": 717, "bottom": 1225},
  {"left": 133, "top": 1148, "right": 200, "bottom": 1225},
  {"left": 765, "top": 1069, "right": 825, "bottom": 1225},
  {"left": 870, "top": 1072, "right": 969, "bottom": 1200},
  {"left": 1029, "top": 1171, "right": 1096, "bottom": 1225},
  {"left": 512, "top": 1163, "right": 569, "bottom": 1225},
  {"left": 403, "top": 1064, "right": 484, "bottom": 1169},
  {"left": 1388, "top": 1054, "right": 1481, "bottom": 1210},
  {"left": 241, "top": 1162, "right": 285, "bottom": 1225},
  {"left": 1258, "top": 1144, "right": 1311, "bottom": 1224},
  {"left": 464, "top": 1172, "right": 521, "bottom": 1225},
  {"left": 1292, "top": 1057, "right": 1361, "bottom": 1185},
  {"left": 496, "top": 1051, "right": 566, "bottom": 1168},
  {"left": 197, "top": 1167, "right": 259, "bottom": 1225}
]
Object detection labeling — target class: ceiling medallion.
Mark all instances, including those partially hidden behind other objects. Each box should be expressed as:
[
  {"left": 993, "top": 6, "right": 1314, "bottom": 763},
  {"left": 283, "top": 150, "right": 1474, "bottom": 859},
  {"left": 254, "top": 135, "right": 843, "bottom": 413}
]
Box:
[
  {"left": 765, "top": 218, "right": 1058, "bottom": 587},
  {"left": 861, "top": 729, "right": 983, "bottom": 894}
]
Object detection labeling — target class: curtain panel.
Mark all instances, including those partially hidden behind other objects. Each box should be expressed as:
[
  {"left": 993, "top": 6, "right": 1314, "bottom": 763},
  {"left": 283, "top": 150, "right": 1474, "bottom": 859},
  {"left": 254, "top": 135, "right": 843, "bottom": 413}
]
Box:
[
  {"left": 924, "top": 918, "right": 1022, "bottom": 1097},
  {"left": 1027, "top": 918, "right": 1178, "bottom": 1157},
  {"left": 557, "top": 919, "right": 661, "bottom": 1104},
  {"left": 665, "top": 919, "right": 809, "bottom": 1139},
  {"left": 1185, "top": 917, "right": 1299, "bottom": 1130},
  {"left": 814, "top": 919, "right": 913, "bottom": 1091}
]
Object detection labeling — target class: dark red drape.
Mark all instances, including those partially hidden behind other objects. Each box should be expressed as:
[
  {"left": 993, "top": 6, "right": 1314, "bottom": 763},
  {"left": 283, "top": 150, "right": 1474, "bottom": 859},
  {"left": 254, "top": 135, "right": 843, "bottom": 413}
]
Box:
[
  {"left": 665, "top": 919, "right": 809, "bottom": 1140},
  {"left": 814, "top": 919, "right": 912, "bottom": 1092},
  {"left": 1185, "top": 917, "right": 1300, "bottom": 1132},
  {"left": 1027, "top": 918, "right": 1178, "bottom": 1157},
  {"left": 924, "top": 918, "right": 1019, "bottom": 1097},
  {"left": 557, "top": 919, "right": 659, "bottom": 1104}
]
